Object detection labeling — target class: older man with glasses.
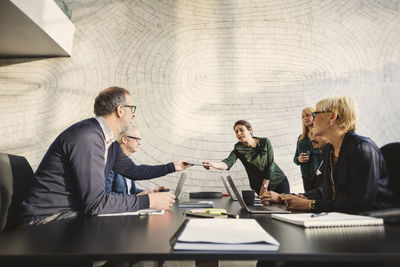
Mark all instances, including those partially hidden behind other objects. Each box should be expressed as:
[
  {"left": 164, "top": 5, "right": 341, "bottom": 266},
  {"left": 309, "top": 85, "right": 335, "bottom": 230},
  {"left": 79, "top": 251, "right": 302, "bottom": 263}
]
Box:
[
  {"left": 106, "top": 125, "right": 165, "bottom": 196},
  {"left": 19, "top": 86, "right": 191, "bottom": 227}
]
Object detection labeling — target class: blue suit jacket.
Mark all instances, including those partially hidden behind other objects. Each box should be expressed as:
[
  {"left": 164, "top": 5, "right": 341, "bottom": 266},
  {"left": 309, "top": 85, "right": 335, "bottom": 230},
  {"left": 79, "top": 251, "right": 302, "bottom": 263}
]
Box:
[{"left": 106, "top": 170, "right": 143, "bottom": 195}]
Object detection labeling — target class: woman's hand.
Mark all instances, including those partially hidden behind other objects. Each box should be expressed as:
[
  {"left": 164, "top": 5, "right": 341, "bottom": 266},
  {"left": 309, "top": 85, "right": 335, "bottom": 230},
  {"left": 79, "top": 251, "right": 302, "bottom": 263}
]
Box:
[
  {"left": 298, "top": 152, "right": 310, "bottom": 163},
  {"left": 202, "top": 161, "right": 229, "bottom": 170},
  {"left": 260, "top": 190, "right": 283, "bottom": 203},
  {"left": 202, "top": 161, "right": 213, "bottom": 170},
  {"left": 281, "top": 194, "right": 312, "bottom": 211}
]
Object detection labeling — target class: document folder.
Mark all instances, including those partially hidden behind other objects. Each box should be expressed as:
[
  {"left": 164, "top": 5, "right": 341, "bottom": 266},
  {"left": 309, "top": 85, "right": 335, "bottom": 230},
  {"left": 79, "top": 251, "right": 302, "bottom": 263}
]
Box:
[{"left": 170, "top": 218, "right": 279, "bottom": 251}]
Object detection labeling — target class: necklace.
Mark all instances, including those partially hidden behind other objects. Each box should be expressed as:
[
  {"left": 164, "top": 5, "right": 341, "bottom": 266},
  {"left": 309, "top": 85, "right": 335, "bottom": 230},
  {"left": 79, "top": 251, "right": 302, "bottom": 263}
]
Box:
[{"left": 329, "top": 150, "right": 336, "bottom": 200}]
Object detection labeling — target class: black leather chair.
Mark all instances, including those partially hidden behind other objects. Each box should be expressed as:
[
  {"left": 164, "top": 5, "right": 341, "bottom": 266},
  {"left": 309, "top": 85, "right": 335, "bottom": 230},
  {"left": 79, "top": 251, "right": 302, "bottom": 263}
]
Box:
[
  {"left": 362, "top": 143, "right": 400, "bottom": 222},
  {"left": 0, "top": 153, "right": 34, "bottom": 231},
  {"left": 381, "top": 142, "right": 400, "bottom": 197}
]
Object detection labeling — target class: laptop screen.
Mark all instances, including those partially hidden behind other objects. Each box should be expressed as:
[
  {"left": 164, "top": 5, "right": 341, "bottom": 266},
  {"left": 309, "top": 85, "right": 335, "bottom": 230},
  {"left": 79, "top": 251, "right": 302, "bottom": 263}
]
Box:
[
  {"left": 226, "top": 175, "right": 250, "bottom": 211},
  {"left": 174, "top": 173, "right": 187, "bottom": 198}
]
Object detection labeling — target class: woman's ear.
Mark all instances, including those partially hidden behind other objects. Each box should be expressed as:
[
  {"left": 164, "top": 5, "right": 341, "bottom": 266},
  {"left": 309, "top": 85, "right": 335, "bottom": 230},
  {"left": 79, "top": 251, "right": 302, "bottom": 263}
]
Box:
[{"left": 329, "top": 111, "right": 339, "bottom": 125}]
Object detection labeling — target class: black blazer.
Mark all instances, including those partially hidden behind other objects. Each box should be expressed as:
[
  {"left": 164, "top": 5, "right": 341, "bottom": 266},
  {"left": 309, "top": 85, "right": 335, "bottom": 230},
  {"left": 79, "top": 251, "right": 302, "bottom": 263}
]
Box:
[{"left": 305, "top": 131, "right": 396, "bottom": 214}]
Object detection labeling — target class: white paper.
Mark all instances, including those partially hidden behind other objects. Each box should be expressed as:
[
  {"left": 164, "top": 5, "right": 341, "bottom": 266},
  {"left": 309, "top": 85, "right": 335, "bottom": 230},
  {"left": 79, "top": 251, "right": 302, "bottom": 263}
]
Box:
[
  {"left": 98, "top": 209, "right": 165, "bottom": 217},
  {"left": 177, "top": 218, "right": 279, "bottom": 246}
]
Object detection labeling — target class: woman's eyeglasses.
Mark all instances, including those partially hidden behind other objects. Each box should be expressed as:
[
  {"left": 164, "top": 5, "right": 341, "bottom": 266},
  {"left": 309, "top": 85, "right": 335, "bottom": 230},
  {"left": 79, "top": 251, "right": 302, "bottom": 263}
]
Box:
[{"left": 312, "top": 111, "right": 329, "bottom": 119}]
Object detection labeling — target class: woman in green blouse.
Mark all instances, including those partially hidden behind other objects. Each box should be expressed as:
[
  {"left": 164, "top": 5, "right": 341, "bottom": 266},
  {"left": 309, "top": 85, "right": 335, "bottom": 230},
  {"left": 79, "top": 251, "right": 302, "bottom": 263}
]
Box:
[
  {"left": 203, "top": 120, "right": 290, "bottom": 198},
  {"left": 293, "top": 107, "right": 322, "bottom": 191}
]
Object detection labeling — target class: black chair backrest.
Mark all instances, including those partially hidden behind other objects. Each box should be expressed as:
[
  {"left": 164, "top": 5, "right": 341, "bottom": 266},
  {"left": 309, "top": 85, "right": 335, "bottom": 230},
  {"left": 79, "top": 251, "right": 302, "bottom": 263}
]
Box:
[
  {"left": 380, "top": 142, "right": 400, "bottom": 196},
  {"left": 0, "top": 153, "right": 34, "bottom": 231}
]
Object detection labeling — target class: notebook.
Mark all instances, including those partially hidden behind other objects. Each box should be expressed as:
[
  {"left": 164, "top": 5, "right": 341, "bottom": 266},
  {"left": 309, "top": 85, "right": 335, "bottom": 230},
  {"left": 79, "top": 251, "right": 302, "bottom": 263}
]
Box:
[
  {"left": 226, "top": 175, "right": 289, "bottom": 214},
  {"left": 271, "top": 212, "right": 384, "bottom": 228},
  {"left": 170, "top": 218, "right": 280, "bottom": 251},
  {"left": 220, "top": 176, "right": 237, "bottom": 201}
]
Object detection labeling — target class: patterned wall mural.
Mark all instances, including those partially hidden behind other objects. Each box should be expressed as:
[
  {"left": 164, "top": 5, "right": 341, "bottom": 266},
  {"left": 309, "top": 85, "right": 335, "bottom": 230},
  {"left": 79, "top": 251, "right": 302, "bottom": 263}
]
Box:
[{"left": 0, "top": 0, "right": 399, "bottom": 195}]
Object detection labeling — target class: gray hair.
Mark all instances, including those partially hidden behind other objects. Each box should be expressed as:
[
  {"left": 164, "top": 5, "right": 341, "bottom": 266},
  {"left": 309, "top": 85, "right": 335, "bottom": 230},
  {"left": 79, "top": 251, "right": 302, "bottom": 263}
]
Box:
[
  {"left": 94, "top": 86, "right": 130, "bottom": 116},
  {"left": 117, "top": 125, "right": 138, "bottom": 143}
]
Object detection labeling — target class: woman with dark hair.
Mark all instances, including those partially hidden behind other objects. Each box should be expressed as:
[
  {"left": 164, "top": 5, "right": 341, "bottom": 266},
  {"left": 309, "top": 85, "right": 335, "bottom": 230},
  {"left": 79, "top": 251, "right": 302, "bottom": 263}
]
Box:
[
  {"left": 294, "top": 107, "right": 322, "bottom": 191},
  {"left": 203, "top": 120, "right": 290, "bottom": 198}
]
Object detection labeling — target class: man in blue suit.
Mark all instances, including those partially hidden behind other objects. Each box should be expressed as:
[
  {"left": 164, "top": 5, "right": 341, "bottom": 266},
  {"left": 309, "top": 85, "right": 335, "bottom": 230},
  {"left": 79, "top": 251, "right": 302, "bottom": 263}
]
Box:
[
  {"left": 20, "top": 86, "right": 191, "bottom": 226},
  {"left": 106, "top": 126, "right": 164, "bottom": 195}
]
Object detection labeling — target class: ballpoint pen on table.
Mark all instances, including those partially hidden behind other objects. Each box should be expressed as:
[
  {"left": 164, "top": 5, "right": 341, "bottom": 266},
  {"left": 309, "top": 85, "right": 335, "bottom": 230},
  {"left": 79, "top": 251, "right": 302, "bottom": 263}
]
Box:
[
  {"left": 311, "top": 212, "right": 328, "bottom": 217},
  {"left": 221, "top": 212, "right": 239, "bottom": 219}
]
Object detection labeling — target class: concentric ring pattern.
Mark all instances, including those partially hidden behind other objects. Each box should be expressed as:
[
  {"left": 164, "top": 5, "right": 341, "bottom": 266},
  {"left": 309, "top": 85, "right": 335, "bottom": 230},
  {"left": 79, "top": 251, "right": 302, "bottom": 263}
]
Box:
[{"left": 0, "top": 0, "right": 399, "bottom": 194}]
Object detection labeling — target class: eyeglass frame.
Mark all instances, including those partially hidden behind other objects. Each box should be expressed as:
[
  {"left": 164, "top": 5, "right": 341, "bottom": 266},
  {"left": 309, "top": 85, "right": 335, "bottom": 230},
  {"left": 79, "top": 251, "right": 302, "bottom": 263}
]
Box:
[
  {"left": 126, "top": 136, "right": 141, "bottom": 141},
  {"left": 122, "top": 104, "right": 137, "bottom": 114},
  {"left": 312, "top": 111, "right": 329, "bottom": 119}
]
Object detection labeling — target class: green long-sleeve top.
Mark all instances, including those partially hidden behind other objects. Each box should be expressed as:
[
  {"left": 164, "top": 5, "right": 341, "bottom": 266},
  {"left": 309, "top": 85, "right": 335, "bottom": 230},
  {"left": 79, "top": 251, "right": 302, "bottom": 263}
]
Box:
[
  {"left": 222, "top": 137, "right": 286, "bottom": 193},
  {"left": 293, "top": 136, "right": 322, "bottom": 178}
]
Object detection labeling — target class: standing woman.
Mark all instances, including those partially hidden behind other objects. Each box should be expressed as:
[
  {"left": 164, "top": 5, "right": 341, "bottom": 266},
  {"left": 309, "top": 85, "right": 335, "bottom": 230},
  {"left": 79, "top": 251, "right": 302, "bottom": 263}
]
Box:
[
  {"left": 283, "top": 96, "right": 396, "bottom": 214},
  {"left": 203, "top": 120, "right": 290, "bottom": 197},
  {"left": 294, "top": 107, "right": 322, "bottom": 192}
]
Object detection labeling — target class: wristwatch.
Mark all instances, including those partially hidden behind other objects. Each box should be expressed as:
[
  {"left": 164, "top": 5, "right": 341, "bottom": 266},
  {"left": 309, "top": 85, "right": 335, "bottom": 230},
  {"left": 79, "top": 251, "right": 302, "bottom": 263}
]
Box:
[
  {"left": 309, "top": 200, "right": 316, "bottom": 210},
  {"left": 263, "top": 183, "right": 269, "bottom": 190}
]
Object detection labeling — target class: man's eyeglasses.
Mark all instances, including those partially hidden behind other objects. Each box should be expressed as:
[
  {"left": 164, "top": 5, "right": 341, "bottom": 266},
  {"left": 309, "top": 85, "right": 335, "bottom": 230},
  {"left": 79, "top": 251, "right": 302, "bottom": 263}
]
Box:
[
  {"left": 123, "top": 105, "right": 136, "bottom": 114},
  {"left": 312, "top": 111, "right": 329, "bottom": 119},
  {"left": 126, "top": 136, "right": 141, "bottom": 141}
]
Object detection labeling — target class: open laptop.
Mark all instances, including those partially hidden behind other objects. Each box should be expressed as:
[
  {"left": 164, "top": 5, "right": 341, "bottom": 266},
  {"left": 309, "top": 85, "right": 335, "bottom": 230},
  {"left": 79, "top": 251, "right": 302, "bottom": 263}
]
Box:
[
  {"left": 220, "top": 176, "right": 237, "bottom": 201},
  {"left": 226, "top": 175, "right": 290, "bottom": 214},
  {"left": 174, "top": 173, "right": 187, "bottom": 198}
]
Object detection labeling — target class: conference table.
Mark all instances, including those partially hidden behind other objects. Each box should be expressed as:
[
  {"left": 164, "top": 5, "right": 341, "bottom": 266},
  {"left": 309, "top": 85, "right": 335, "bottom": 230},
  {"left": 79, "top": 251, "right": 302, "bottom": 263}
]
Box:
[{"left": 0, "top": 197, "right": 399, "bottom": 266}]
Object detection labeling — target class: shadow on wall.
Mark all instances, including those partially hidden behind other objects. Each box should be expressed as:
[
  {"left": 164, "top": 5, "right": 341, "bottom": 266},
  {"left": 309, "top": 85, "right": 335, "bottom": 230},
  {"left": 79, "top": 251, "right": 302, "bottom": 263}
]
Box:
[{"left": 0, "top": 58, "right": 52, "bottom": 67}]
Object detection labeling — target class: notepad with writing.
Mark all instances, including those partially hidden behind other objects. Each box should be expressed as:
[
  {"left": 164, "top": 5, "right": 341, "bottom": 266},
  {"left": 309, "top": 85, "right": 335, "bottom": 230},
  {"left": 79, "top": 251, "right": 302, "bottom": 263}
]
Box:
[
  {"left": 170, "top": 218, "right": 279, "bottom": 251},
  {"left": 271, "top": 212, "right": 384, "bottom": 228}
]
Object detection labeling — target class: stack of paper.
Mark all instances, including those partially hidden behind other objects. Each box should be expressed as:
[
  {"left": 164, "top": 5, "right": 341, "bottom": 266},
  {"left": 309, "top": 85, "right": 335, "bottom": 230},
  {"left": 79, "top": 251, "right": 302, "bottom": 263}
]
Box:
[{"left": 171, "top": 218, "right": 279, "bottom": 251}]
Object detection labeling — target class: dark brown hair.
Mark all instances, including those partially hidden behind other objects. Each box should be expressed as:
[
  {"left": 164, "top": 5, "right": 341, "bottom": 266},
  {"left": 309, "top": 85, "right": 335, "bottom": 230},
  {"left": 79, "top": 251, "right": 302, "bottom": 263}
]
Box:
[
  {"left": 94, "top": 86, "right": 130, "bottom": 116},
  {"left": 233, "top": 120, "right": 252, "bottom": 131}
]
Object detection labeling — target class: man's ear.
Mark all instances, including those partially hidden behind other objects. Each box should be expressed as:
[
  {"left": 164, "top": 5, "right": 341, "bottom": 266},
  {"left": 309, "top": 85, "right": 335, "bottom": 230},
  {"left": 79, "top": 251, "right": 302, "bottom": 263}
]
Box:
[
  {"left": 121, "top": 136, "right": 127, "bottom": 144},
  {"left": 116, "top": 104, "right": 124, "bottom": 118}
]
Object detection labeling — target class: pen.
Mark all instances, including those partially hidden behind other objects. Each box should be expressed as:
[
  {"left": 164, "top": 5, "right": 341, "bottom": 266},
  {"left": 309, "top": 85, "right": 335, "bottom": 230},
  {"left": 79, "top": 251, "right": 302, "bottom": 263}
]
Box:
[
  {"left": 185, "top": 213, "right": 216, "bottom": 218},
  {"left": 221, "top": 212, "right": 239, "bottom": 219},
  {"left": 311, "top": 212, "right": 328, "bottom": 217}
]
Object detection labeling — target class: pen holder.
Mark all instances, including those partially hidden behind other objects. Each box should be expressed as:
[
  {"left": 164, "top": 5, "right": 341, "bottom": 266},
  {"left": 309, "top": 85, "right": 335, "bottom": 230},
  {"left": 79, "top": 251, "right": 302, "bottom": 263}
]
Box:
[{"left": 242, "top": 190, "right": 255, "bottom": 206}]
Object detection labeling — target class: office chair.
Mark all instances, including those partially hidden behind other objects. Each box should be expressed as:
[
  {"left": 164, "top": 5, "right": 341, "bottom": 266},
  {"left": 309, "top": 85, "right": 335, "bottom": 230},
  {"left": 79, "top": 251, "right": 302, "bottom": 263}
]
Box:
[
  {"left": 0, "top": 153, "right": 34, "bottom": 231},
  {"left": 361, "top": 143, "right": 400, "bottom": 222},
  {"left": 381, "top": 142, "right": 400, "bottom": 196}
]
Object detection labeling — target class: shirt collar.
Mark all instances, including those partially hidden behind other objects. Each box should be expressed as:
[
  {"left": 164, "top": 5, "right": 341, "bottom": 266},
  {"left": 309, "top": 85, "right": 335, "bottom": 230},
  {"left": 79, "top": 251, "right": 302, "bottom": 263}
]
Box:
[{"left": 95, "top": 116, "right": 116, "bottom": 144}]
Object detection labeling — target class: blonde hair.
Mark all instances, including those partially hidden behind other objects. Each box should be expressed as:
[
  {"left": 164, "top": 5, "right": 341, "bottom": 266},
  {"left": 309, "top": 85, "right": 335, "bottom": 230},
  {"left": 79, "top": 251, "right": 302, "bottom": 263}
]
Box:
[
  {"left": 299, "top": 107, "right": 314, "bottom": 141},
  {"left": 316, "top": 96, "right": 358, "bottom": 131}
]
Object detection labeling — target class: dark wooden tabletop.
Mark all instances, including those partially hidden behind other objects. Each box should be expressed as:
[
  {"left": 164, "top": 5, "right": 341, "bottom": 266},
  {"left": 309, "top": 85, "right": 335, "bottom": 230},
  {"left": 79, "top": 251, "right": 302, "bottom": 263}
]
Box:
[{"left": 0, "top": 197, "right": 399, "bottom": 264}]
